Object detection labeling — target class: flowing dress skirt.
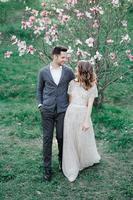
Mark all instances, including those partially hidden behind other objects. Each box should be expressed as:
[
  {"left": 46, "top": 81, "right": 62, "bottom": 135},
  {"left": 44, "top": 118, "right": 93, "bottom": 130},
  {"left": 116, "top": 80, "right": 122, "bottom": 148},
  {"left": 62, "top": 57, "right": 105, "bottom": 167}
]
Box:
[{"left": 62, "top": 104, "right": 101, "bottom": 182}]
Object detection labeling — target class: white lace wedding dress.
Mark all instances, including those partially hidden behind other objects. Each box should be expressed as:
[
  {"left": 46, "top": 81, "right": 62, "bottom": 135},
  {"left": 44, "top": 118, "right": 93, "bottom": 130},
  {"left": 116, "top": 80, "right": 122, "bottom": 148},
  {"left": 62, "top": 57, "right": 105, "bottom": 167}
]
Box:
[{"left": 62, "top": 80, "right": 101, "bottom": 182}]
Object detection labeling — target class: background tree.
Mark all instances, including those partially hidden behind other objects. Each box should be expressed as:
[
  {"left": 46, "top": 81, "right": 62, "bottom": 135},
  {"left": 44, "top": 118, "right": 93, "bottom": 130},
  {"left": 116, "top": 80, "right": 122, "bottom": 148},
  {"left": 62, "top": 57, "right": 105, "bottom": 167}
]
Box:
[{"left": 4, "top": 0, "right": 133, "bottom": 106}]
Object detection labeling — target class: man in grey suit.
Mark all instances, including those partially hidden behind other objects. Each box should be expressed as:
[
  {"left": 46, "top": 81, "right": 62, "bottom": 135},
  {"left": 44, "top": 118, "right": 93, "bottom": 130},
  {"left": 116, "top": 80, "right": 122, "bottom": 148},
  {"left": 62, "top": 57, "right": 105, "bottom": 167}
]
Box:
[{"left": 37, "top": 46, "right": 75, "bottom": 181}]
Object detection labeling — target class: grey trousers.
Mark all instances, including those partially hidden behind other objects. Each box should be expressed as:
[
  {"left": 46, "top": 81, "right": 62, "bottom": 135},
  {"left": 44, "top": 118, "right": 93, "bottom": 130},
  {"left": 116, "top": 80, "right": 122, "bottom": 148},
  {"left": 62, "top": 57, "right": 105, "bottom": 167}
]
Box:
[{"left": 41, "top": 108, "right": 65, "bottom": 173}]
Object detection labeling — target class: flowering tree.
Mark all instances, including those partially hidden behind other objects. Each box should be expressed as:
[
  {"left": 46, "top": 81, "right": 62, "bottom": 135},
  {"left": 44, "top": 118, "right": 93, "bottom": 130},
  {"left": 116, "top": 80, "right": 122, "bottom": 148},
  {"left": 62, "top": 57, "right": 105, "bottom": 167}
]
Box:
[{"left": 4, "top": 0, "right": 133, "bottom": 105}]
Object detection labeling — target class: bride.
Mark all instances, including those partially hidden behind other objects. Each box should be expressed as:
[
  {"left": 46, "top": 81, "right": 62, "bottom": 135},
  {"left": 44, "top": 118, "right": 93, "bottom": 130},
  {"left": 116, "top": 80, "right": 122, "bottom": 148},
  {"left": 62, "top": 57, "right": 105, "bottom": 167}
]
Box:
[{"left": 62, "top": 60, "right": 101, "bottom": 182}]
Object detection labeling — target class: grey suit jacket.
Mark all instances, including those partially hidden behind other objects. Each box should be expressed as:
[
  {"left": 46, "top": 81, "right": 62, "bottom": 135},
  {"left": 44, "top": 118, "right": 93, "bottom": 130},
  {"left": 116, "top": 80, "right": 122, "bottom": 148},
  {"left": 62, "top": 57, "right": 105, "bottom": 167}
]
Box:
[{"left": 37, "top": 64, "right": 75, "bottom": 113}]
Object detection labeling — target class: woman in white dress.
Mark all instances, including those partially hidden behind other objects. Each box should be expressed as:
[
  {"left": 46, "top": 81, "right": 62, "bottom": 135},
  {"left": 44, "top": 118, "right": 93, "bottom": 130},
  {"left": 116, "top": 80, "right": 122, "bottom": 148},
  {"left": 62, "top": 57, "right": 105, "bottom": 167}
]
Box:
[{"left": 62, "top": 60, "right": 101, "bottom": 182}]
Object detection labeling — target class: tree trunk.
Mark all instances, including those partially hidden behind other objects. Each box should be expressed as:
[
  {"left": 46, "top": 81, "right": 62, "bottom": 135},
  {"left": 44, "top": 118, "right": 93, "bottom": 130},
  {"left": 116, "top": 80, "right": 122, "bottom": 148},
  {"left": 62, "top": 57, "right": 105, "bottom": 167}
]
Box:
[{"left": 94, "top": 89, "right": 104, "bottom": 107}]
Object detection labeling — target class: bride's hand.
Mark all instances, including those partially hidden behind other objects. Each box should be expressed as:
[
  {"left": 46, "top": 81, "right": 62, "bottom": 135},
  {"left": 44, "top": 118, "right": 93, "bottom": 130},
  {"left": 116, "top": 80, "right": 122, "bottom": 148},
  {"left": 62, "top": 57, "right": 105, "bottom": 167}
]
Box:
[{"left": 82, "top": 122, "right": 89, "bottom": 132}]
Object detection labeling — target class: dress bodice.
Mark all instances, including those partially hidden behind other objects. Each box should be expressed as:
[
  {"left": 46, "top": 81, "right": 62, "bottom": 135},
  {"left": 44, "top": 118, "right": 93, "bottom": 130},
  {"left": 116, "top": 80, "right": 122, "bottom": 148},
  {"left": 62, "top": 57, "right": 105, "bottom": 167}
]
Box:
[{"left": 68, "top": 80, "right": 98, "bottom": 106}]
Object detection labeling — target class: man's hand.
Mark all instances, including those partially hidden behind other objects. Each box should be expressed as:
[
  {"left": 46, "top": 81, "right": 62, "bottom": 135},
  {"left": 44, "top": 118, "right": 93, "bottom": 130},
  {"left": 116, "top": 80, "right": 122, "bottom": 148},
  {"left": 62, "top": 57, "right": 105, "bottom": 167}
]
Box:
[
  {"left": 38, "top": 104, "right": 43, "bottom": 112},
  {"left": 82, "top": 121, "right": 89, "bottom": 132}
]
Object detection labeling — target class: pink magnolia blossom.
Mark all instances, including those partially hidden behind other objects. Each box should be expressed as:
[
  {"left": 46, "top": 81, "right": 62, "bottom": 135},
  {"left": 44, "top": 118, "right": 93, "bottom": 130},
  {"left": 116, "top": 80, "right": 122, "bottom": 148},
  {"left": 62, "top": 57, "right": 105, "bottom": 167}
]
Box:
[
  {"left": 76, "top": 48, "right": 90, "bottom": 58},
  {"left": 89, "top": 57, "right": 95, "bottom": 65},
  {"left": 27, "top": 21, "right": 34, "bottom": 28},
  {"left": 126, "top": 50, "right": 133, "bottom": 61},
  {"left": 66, "top": 53, "right": 72, "bottom": 62},
  {"left": 27, "top": 45, "right": 36, "bottom": 55},
  {"left": 90, "top": 6, "right": 104, "bottom": 15},
  {"left": 58, "top": 13, "right": 70, "bottom": 24},
  {"left": 121, "top": 20, "right": 127, "bottom": 27},
  {"left": 74, "top": 9, "right": 84, "bottom": 19},
  {"left": 56, "top": 8, "right": 64, "bottom": 13},
  {"left": 11, "top": 35, "right": 18, "bottom": 45},
  {"left": 125, "top": 50, "right": 131, "bottom": 55},
  {"left": 17, "top": 40, "right": 27, "bottom": 56},
  {"left": 4, "top": 51, "right": 13, "bottom": 58},
  {"left": 106, "top": 39, "right": 114, "bottom": 44},
  {"left": 43, "top": 17, "right": 51, "bottom": 25},
  {"left": 67, "top": 46, "right": 73, "bottom": 54},
  {"left": 128, "top": 54, "right": 133, "bottom": 61},
  {"left": 34, "top": 26, "right": 42, "bottom": 34},
  {"left": 94, "top": 51, "right": 102, "bottom": 61},
  {"left": 75, "top": 39, "right": 82, "bottom": 45},
  {"left": 85, "top": 37, "right": 95, "bottom": 47},
  {"left": 21, "top": 20, "right": 28, "bottom": 29},
  {"left": 76, "top": 48, "right": 84, "bottom": 57},
  {"left": 37, "top": 17, "right": 51, "bottom": 28},
  {"left": 33, "top": 26, "right": 45, "bottom": 36},
  {"left": 113, "top": 62, "right": 119, "bottom": 66},
  {"left": 21, "top": 20, "right": 33, "bottom": 29},
  {"left": 92, "top": 20, "right": 99, "bottom": 28},
  {"left": 67, "top": 46, "right": 73, "bottom": 61},
  {"left": 29, "top": 16, "right": 36, "bottom": 23},
  {"left": 111, "top": 0, "right": 119, "bottom": 7},
  {"left": 120, "top": 34, "right": 131, "bottom": 44},
  {"left": 83, "top": 51, "right": 91, "bottom": 58},
  {"left": 41, "top": 2, "right": 46, "bottom": 7},
  {"left": 56, "top": 9, "right": 70, "bottom": 24},
  {"left": 45, "top": 25, "right": 58, "bottom": 45},
  {"left": 31, "top": 9, "right": 39, "bottom": 17},
  {"left": 25, "top": 6, "right": 31, "bottom": 11},
  {"left": 109, "top": 52, "right": 116, "bottom": 60},
  {"left": 66, "top": 0, "right": 78, "bottom": 6},
  {"left": 85, "top": 11, "right": 92, "bottom": 19},
  {"left": 40, "top": 11, "right": 48, "bottom": 17}
]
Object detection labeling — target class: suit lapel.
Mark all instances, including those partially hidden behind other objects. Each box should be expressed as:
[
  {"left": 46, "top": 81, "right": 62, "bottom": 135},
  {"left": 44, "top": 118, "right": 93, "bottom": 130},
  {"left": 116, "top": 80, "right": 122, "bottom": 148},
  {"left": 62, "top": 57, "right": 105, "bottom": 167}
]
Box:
[{"left": 47, "top": 65, "right": 56, "bottom": 85}]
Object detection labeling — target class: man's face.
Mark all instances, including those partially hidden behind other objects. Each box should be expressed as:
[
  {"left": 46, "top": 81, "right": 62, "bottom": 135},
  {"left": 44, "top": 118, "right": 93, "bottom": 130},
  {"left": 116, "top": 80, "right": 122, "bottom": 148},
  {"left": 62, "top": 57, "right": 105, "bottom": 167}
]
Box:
[{"left": 54, "top": 51, "right": 67, "bottom": 66}]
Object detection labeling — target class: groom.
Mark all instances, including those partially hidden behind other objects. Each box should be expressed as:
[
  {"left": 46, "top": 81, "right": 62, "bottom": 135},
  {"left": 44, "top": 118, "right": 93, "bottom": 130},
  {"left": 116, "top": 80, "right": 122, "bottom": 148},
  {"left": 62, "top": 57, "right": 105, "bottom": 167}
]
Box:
[{"left": 37, "top": 46, "right": 75, "bottom": 181}]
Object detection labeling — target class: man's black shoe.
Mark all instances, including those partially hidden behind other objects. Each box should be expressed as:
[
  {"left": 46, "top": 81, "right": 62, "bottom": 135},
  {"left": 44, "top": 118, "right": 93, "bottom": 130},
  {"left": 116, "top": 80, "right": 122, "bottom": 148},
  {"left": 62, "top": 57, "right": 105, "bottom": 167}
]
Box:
[
  {"left": 43, "top": 169, "right": 52, "bottom": 182},
  {"left": 43, "top": 173, "right": 52, "bottom": 182},
  {"left": 59, "top": 160, "right": 62, "bottom": 172}
]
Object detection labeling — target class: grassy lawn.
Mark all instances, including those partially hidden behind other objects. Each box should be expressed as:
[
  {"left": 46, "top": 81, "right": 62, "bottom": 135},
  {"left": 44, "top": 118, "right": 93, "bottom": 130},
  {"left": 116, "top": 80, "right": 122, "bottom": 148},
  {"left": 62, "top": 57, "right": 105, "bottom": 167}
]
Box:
[{"left": 0, "top": 1, "right": 133, "bottom": 200}]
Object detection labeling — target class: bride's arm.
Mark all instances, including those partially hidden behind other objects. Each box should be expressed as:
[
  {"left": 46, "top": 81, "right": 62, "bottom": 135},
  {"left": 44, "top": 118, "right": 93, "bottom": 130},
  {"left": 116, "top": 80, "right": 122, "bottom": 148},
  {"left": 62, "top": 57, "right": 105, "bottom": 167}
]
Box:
[
  {"left": 67, "top": 80, "right": 73, "bottom": 104},
  {"left": 82, "top": 97, "right": 94, "bottom": 131}
]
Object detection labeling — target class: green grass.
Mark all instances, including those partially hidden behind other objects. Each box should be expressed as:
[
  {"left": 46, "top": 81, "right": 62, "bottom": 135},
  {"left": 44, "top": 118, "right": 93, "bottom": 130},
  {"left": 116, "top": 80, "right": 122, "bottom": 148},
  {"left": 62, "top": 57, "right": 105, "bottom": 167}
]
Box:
[{"left": 0, "top": 1, "right": 133, "bottom": 200}]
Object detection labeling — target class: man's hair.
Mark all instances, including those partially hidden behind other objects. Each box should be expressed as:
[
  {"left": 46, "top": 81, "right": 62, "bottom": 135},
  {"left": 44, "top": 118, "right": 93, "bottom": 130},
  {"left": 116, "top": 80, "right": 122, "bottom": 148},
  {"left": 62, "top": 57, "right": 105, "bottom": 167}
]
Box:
[{"left": 52, "top": 46, "right": 68, "bottom": 55}]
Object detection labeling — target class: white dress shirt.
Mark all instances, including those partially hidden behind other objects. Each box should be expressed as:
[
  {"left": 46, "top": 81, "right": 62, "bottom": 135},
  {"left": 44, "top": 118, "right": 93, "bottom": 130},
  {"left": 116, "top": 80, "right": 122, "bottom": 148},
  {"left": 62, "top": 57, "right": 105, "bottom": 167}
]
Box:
[
  {"left": 50, "top": 64, "right": 62, "bottom": 85},
  {"left": 38, "top": 64, "right": 62, "bottom": 108}
]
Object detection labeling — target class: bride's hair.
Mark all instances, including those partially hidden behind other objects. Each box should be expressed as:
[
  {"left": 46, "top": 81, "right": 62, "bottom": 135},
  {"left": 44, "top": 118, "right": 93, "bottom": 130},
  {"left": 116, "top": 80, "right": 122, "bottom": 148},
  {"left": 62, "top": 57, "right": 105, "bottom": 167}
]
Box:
[{"left": 77, "top": 60, "right": 97, "bottom": 90}]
